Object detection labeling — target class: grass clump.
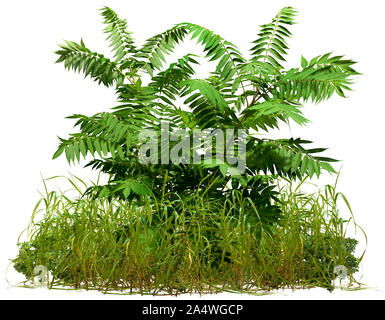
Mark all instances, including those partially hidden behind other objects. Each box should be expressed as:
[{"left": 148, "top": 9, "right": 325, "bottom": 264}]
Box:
[{"left": 12, "top": 175, "right": 365, "bottom": 295}]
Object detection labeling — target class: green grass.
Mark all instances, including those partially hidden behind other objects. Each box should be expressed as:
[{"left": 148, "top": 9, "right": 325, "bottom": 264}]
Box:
[{"left": 12, "top": 174, "right": 365, "bottom": 295}]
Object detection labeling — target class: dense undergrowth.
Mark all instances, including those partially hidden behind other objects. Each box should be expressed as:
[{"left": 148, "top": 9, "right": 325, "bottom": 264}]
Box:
[
  {"left": 11, "top": 6, "right": 365, "bottom": 295},
  {"left": 12, "top": 175, "right": 365, "bottom": 295}
]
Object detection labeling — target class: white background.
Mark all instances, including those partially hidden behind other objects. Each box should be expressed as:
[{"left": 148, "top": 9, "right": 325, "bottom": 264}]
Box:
[{"left": 0, "top": 0, "right": 384, "bottom": 300}]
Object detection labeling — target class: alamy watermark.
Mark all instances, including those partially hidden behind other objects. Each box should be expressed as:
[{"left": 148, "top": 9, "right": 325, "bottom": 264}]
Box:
[{"left": 137, "top": 122, "right": 247, "bottom": 175}]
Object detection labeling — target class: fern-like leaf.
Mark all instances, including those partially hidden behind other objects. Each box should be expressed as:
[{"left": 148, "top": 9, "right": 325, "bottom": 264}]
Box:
[
  {"left": 100, "top": 6, "right": 136, "bottom": 62},
  {"left": 135, "top": 25, "right": 188, "bottom": 75},
  {"left": 55, "top": 39, "right": 125, "bottom": 87},
  {"left": 250, "top": 7, "right": 296, "bottom": 69},
  {"left": 180, "top": 79, "right": 235, "bottom": 128},
  {"left": 276, "top": 54, "right": 358, "bottom": 103},
  {"left": 246, "top": 101, "right": 309, "bottom": 127},
  {"left": 180, "top": 23, "right": 246, "bottom": 82},
  {"left": 247, "top": 137, "right": 337, "bottom": 178}
]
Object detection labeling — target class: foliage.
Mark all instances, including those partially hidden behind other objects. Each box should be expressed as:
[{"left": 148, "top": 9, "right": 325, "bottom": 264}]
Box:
[
  {"left": 53, "top": 7, "right": 359, "bottom": 235},
  {"left": 12, "top": 175, "right": 365, "bottom": 293}
]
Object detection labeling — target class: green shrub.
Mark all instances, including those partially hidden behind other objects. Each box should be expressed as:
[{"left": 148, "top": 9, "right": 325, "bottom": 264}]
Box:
[
  {"left": 12, "top": 6, "right": 364, "bottom": 295},
  {"left": 52, "top": 7, "right": 359, "bottom": 232}
]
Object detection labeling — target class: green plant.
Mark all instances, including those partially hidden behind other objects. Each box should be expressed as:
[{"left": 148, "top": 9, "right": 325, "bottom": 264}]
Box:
[
  {"left": 11, "top": 7, "right": 366, "bottom": 295},
  {"left": 12, "top": 175, "right": 364, "bottom": 294},
  {"left": 52, "top": 7, "right": 359, "bottom": 234}
]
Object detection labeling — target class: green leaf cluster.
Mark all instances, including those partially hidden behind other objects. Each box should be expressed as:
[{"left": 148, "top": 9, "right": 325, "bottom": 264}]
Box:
[{"left": 53, "top": 7, "right": 359, "bottom": 231}]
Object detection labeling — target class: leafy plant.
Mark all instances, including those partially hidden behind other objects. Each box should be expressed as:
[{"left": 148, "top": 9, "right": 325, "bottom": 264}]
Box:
[
  {"left": 12, "top": 175, "right": 365, "bottom": 293},
  {"left": 52, "top": 7, "right": 359, "bottom": 234}
]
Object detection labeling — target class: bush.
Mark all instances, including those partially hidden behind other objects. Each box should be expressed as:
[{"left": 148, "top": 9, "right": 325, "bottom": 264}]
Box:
[{"left": 12, "top": 6, "right": 364, "bottom": 294}]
